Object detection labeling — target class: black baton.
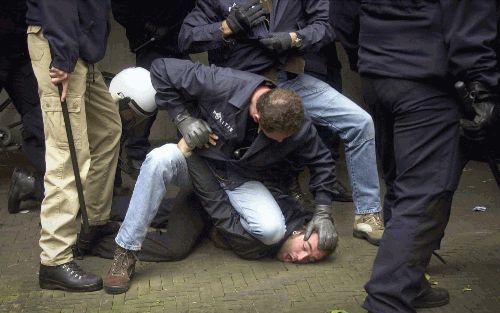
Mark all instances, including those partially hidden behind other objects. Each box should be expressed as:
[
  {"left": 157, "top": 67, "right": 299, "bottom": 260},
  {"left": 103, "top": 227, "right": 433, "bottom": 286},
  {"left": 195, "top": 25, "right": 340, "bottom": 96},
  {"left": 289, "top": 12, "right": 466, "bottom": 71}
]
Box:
[{"left": 58, "top": 85, "right": 90, "bottom": 233}]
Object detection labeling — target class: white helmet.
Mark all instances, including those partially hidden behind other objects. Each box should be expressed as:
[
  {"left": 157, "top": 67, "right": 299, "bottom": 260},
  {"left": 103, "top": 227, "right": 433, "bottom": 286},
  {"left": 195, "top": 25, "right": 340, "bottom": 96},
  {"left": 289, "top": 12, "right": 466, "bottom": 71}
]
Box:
[{"left": 109, "top": 67, "right": 157, "bottom": 129}]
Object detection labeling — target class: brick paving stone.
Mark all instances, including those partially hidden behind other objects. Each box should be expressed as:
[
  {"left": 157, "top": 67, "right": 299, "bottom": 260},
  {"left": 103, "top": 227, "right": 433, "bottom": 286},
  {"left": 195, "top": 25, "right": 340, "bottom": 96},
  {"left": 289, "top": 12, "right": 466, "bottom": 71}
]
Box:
[{"left": 0, "top": 161, "right": 499, "bottom": 313}]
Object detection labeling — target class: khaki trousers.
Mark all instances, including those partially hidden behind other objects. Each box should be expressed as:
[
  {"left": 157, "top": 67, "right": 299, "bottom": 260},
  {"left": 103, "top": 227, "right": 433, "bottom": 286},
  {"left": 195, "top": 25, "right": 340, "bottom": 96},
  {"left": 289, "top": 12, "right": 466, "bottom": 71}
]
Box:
[{"left": 27, "top": 26, "right": 122, "bottom": 266}]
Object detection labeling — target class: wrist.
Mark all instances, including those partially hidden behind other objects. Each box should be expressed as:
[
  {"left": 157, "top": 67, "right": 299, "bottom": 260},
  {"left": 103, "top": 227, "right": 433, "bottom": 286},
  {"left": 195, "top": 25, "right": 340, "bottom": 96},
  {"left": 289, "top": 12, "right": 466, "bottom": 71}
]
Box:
[
  {"left": 289, "top": 32, "right": 302, "bottom": 48},
  {"left": 221, "top": 21, "right": 234, "bottom": 38}
]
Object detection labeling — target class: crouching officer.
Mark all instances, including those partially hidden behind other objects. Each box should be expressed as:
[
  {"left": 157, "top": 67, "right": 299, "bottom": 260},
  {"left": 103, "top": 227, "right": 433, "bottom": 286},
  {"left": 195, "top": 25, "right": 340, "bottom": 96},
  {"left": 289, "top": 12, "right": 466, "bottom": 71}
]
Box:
[
  {"left": 26, "top": 0, "right": 122, "bottom": 292},
  {"left": 102, "top": 58, "right": 339, "bottom": 293},
  {"left": 1, "top": 0, "right": 45, "bottom": 213},
  {"left": 355, "top": 0, "right": 500, "bottom": 312}
]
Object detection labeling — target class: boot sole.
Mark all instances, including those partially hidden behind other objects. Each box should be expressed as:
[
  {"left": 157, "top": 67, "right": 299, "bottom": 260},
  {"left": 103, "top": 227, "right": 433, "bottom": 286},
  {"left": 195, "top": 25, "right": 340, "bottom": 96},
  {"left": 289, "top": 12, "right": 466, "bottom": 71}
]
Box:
[
  {"left": 40, "top": 279, "right": 103, "bottom": 292},
  {"left": 104, "top": 284, "right": 131, "bottom": 295},
  {"left": 104, "top": 269, "right": 135, "bottom": 295},
  {"left": 353, "top": 230, "right": 380, "bottom": 246},
  {"left": 413, "top": 297, "right": 450, "bottom": 309}
]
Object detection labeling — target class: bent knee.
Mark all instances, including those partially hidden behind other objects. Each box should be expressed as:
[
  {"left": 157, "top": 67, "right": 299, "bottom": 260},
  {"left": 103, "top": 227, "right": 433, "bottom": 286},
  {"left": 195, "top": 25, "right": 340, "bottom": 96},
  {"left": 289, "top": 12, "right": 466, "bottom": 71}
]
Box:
[
  {"left": 347, "top": 110, "right": 375, "bottom": 145},
  {"left": 144, "top": 144, "right": 182, "bottom": 168},
  {"left": 258, "top": 220, "right": 286, "bottom": 245}
]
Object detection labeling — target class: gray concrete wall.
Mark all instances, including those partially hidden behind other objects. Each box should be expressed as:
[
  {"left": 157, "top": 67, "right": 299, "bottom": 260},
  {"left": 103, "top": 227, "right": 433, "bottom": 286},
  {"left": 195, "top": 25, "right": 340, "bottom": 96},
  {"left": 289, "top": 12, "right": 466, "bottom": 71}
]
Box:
[{"left": 1, "top": 19, "right": 364, "bottom": 146}]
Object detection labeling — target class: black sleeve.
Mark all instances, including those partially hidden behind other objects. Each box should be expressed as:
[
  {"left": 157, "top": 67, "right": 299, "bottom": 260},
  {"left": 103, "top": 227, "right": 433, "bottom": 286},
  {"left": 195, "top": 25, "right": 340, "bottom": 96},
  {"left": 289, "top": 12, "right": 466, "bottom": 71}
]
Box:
[
  {"left": 38, "top": 0, "right": 79, "bottom": 72},
  {"left": 289, "top": 121, "right": 336, "bottom": 206},
  {"left": 332, "top": 0, "right": 361, "bottom": 71},
  {"left": 295, "top": 0, "right": 334, "bottom": 53},
  {"left": 111, "top": 0, "right": 145, "bottom": 50},
  {"left": 178, "top": 0, "right": 226, "bottom": 54},
  {"left": 185, "top": 154, "right": 273, "bottom": 260},
  {"left": 447, "top": 0, "right": 500, "bottom": 88}
]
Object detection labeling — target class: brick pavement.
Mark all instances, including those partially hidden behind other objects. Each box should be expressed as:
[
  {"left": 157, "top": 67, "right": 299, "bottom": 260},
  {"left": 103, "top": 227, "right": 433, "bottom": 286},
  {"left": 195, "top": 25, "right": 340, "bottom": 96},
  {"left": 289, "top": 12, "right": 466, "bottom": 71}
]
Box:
[{"left": 0, "top": 157, "right": 499, "bottom": 313}]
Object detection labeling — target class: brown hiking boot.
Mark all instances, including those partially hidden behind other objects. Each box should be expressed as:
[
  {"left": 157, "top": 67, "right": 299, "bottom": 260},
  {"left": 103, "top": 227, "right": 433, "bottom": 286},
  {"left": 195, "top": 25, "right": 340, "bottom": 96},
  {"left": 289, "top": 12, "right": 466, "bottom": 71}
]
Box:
[
  {"left": 104, "top": 246, "right": 137, "bottom": 294},
  {"left": 353, "top": 211, "right": 385, "bottom": 245}
]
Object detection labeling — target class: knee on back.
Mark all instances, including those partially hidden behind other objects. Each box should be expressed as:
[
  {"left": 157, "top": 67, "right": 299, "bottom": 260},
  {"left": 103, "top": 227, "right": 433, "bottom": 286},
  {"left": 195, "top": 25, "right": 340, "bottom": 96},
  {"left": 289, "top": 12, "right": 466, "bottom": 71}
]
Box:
[{"left": 258, "top": 218, "right": 286, "bottom": 245}]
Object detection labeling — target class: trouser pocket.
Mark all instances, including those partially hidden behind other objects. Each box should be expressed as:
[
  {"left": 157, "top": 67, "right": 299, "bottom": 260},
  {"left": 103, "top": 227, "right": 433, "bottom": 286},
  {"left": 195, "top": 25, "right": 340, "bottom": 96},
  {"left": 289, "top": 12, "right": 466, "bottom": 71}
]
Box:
[{"left": 41, "top": 96, "right": 83, "bottom": 148}]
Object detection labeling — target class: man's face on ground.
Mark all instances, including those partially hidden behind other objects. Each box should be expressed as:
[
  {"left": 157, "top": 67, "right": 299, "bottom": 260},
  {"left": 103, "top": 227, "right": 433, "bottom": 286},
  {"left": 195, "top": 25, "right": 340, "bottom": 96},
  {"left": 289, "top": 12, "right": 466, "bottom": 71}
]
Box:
[{"left": 277, "top": 231, "right": 328, "bottom": 264}]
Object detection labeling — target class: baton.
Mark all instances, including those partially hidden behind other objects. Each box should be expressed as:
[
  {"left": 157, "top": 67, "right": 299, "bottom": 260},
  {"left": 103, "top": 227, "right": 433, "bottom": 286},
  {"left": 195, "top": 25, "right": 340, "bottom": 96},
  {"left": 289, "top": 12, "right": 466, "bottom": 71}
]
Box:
[{"left": 58, "top": 85, "right": 90, "bottom": 233}]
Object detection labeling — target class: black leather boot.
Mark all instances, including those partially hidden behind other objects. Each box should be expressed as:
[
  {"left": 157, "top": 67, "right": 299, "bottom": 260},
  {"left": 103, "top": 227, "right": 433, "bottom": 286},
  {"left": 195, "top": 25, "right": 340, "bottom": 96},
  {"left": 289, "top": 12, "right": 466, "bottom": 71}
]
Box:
[
  {"left": 73, "top": 224, "right": 117, "bottom": 259},
  {"left": 39, "top": 261, "right": 103, "bottom": 292},
  {"left": 413, "top": 279, "right": 450, "bottom": 308},
  {"left": 8, "top": 168, "right": 37, "bottom": 214}
]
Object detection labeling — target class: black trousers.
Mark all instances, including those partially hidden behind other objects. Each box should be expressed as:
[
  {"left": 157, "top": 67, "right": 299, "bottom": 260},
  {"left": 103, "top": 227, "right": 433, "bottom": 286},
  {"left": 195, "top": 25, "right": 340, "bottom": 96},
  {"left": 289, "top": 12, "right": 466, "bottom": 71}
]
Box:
[
  {"left": 361, "top": 77, "right": 462, "bottom": 313},
  {"left": 0, "top": 54, "right": 45, "bottom": 194}
]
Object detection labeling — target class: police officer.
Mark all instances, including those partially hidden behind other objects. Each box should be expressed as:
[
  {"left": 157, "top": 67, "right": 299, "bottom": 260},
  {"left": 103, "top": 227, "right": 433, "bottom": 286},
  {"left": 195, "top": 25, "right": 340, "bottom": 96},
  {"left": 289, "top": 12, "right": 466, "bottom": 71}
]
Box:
[
  {"left": 102, "top": 58, "right": 339, "bottom": 294},
  {"left": 26, "top": 0, "right": 122, "bottom": 292},
  {"left": 354, "top": 0, "right": 500, "bottom": 312},
  {"left": 1, "top": 0, "right": 45, "bottom": 213},
  {"left": 110, "top": 0, "right": 195, "bottom": 176},
  {"left": 180, "top": 0, "right": 385, "bottom": 246}
]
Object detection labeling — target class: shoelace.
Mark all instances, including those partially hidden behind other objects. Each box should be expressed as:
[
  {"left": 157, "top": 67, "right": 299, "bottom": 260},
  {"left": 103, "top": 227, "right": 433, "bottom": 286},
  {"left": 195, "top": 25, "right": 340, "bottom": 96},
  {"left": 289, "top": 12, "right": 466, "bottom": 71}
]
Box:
[
  {"left": 110, "top": 249, "right": 135, "bottom": 276},
  {"left": 365, "top": 214, "right": 384, "bottom": 230},
  {"left": 61, "top": 262, "right": 85, "bottom": 279}
]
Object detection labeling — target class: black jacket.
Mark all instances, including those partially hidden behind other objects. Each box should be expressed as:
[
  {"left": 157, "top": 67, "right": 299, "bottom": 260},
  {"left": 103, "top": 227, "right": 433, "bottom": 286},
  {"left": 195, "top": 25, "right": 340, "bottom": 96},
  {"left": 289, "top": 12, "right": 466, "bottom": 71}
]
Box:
[
  {"left": 178, "top": 0, "right": 333, "bottom": 73},
  {"left": 111, "top": 0, "right": 195, "bottom": 55},
  {"left": 447, "top": 0, "right": 500, "bottom": 89},
  {"left": 0, "top": 0, "right": 28, "bottom": 57},
  {"left": 358, "top": 0, "right": 500, "bottom": 87},
  {"left": 26, "top": 0, "right": 111, "bottom": 72},
  {"left": 150, "top": 58, "right": 336, "bottom": 206},
  {"left": 332, "top": 0, "right": 361, "bottom": 72}
]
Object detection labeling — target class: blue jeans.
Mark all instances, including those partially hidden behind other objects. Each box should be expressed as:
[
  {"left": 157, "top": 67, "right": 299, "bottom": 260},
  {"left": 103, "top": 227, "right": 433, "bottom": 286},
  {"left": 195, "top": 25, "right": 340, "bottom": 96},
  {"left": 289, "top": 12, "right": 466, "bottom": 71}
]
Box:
[
  {"left": 116, "top": 144, "right": 286, "bottom": 250},
  {"left": 277, "top": 72, "right": 381, "bottom": 214}
]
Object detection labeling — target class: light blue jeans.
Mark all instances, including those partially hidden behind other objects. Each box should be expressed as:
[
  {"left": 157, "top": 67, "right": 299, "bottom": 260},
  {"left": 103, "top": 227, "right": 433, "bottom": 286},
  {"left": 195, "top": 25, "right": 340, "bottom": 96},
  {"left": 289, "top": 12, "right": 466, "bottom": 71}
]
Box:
[
  {"left": 115, "top": 144, "right": 286, "bottom": 250},
  {"left": 277, "top": 71, "right": 381, "bottom": 214}
]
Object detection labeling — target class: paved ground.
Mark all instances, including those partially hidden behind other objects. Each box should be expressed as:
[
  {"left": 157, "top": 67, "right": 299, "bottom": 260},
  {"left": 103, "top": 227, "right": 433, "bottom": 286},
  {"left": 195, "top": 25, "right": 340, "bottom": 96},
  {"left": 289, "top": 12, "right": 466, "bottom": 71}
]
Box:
[{"left": 0, "top": 150, "right": 499, "bottom": 313}]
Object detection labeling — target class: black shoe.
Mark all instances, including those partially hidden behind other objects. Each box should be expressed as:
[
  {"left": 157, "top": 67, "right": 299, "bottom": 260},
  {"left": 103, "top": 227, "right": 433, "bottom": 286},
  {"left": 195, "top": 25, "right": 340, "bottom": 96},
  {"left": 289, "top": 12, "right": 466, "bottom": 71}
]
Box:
[
  {"left": 39, "top": 261, "right": 103, "bottom": 292},
  {"left": 8, "top": 168, "right": 37, "bottom": 214},
  {"left": 413, "top": 286, "right": 450, "bottom": 308},
  {"left": 331, "top": 181, "right": 353, "bottom": 202},
  {"left": 73, "top": 224, "right": 118, "bottom": 259}
]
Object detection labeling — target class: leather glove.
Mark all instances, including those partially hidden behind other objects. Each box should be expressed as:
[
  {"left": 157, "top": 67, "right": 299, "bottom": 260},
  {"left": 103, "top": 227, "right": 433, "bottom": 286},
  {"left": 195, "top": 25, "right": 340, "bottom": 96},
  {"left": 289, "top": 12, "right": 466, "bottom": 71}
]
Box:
[
  {"left": 144, "top": 22, "right": 170, "bottom": 41},
  {"left": 174, "top": 111, "right": 212, "bottom": 149},
  {"left": 226, "top": 0, "right": 266, "bottom": 34},
  {"left": 304, "top": 204, "right": 338, "bottom": 251},
  {"left": 460, "top": 81, "right": 499, "bottom": 141},
  {"left": 259, "top": 32, "right": 293, "bottom": 53}
]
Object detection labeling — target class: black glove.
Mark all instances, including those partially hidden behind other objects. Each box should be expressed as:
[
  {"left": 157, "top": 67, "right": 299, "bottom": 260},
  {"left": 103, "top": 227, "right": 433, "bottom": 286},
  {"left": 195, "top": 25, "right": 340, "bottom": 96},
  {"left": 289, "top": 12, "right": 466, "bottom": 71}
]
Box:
[
  {"left": 304, "top": 204, "right": 338, "bottom": 251},
  {"left": 259, "top": 32, "right": 293, "bottom": 53},
  {"left": 174, "top": 111, "right": 212, "bottom": 149},
  {"left": 144, "top": 22, "right": 169, "bottom": 41},
  {"left": 226, "top": 0, "right": 266, "bottom": 34},
  {"left": 459, "top": 81, "right": 499, "bottom": 141}
]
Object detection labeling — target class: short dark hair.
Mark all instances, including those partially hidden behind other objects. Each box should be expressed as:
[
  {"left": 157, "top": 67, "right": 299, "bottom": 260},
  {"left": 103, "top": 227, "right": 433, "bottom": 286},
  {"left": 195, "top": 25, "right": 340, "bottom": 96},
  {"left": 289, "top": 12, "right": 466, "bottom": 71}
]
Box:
[{"left": 256, "top": 88, "right": 304, "bottom": 134}]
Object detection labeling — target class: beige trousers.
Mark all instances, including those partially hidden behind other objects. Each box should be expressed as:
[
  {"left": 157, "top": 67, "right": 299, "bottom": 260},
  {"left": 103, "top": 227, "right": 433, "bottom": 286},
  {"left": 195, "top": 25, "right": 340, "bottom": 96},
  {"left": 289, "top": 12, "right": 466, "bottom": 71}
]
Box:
[{"left": 27, "top": 26, "right": 122, "bottom": 266}]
